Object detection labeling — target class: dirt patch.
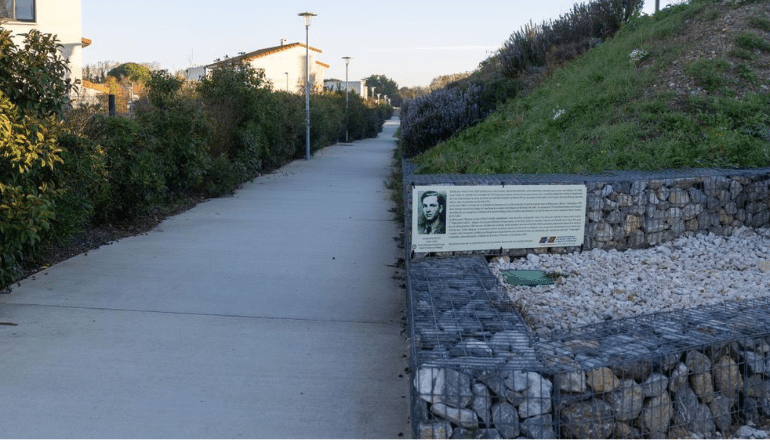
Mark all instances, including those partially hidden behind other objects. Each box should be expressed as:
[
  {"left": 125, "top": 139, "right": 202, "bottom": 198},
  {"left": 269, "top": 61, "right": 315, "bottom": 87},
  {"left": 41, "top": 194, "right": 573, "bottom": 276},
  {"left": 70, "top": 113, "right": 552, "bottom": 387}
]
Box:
[{"left": 647, "top": 1, "right": 770, "bottom": 99}]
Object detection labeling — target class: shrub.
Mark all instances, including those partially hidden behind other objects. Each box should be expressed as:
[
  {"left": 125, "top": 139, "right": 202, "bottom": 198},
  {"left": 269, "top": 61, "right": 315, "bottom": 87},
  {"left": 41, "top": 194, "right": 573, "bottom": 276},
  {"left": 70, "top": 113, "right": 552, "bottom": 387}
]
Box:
[
  {"left": 85, "top": 115, "right": 165, "bottom": 221},
  {"left": 399, "top": 84, "right": 485, "bottom": 158},
  {"left": 49, "top": 132, "right": 109, "bottom": 240},
  {"left": 137, "top": 70, "right": 212, "bottom": 192},
  {"left": 498, "top": 0, "right": 643, "bottom": 78},
  {"left": 0, "top": 91, "right": 62, "bottom": 287},
  {"left": 0, "top": 27, "right": 70, "bottom": 288}
]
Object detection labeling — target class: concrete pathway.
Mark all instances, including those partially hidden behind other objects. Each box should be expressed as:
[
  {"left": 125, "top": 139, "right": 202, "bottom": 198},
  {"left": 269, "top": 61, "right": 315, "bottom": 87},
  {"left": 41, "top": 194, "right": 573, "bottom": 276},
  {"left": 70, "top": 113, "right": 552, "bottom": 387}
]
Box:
[{"left": 0, "top": 117, "right": 409, "bottom": 438}]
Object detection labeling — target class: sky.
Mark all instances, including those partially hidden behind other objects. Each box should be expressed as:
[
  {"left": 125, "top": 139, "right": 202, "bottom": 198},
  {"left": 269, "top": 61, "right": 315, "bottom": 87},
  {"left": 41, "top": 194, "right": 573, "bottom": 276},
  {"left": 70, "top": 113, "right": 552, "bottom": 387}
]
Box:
[{"left": 82, "top": 0, "right": 679, "bottom": 89}]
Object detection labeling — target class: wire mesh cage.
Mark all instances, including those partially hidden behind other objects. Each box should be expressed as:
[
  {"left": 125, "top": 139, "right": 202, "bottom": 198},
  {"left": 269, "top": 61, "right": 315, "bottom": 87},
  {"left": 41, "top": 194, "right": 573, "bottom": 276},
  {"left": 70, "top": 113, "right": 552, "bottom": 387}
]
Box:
[{"left": 404, "top": 162, "right": 770, "bottom": 438}]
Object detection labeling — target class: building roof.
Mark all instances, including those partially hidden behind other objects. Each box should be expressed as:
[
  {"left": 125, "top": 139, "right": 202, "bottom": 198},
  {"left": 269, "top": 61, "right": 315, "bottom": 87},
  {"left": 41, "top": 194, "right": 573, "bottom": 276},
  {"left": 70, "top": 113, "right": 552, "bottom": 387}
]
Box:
[
  {"left": 207, "top": 42, "right": 323, "bottom": 68},
  {"left": 316, "top": 61, "right": 330, "bottom": 69}
]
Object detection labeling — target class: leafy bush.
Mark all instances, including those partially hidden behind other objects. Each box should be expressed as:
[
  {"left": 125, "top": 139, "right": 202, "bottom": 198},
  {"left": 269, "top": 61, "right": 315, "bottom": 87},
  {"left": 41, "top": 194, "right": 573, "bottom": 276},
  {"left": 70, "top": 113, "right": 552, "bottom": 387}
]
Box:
[
  {"left": 498, "top": 0, "right": 644, "bottom": 78},
  {"left": 0, "top": 27, "right": 70, "bottom": 288},
  {"left": 399, "top": 84, "right": 485, "bottom": 158},
  {"left": 107, "top": 62, "right": 152, "bottom": 84},
  {"left": 50, "top": 133, "right": 109, "bottom": 240},
  {"left": 85, "top": 115, "right": 165, "bottom": 221},
  {"left": 137, "top": 71, "right": 212, "bottom": 192},
  {"left": 0, "top": 28, "right": 71, "bottom": 117}
]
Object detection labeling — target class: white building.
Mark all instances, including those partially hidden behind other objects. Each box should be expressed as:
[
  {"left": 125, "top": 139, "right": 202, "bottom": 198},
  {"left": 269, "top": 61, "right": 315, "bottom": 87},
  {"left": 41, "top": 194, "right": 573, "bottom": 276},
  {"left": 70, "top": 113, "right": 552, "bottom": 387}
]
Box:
[
  {"left": 1, "top": 0, "right": 88, "bottom": 87},
  {"left": 187, "top": 41, "right": 330, "bottom": 93},
  {"left": 324, "top": 79, "right": 367, "bottom": 98}
]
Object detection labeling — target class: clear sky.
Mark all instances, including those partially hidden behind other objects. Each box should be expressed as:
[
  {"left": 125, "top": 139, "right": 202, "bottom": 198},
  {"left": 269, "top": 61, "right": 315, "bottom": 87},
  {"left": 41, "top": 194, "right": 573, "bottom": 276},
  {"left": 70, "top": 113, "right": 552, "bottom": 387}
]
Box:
[{"left": 82, "top": 0, "right": 678, "bottom": 89}]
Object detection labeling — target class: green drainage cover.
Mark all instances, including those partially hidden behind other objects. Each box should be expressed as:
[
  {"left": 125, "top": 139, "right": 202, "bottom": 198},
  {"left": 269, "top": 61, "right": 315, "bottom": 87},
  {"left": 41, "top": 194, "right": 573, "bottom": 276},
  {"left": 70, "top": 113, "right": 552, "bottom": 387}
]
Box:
[{"left": 500, "top": 270, "right": 554, "bottom": 286}]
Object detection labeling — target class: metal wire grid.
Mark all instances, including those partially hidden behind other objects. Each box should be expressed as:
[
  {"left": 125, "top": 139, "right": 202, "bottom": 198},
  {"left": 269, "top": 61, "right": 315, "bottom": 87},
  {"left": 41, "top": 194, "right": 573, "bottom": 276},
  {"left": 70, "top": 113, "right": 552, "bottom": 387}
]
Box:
[
  {"left": 542, "top": 297, "right": 770, "bottom": 371},
  {"left": 403, "top": 161, "right": 770, "bottom": 187},
  {"left": 403, "top": 162, "right": 770, "bottom": 438},
  {"left": 408, "top": 256, "right": 539, "bottom": 370}
]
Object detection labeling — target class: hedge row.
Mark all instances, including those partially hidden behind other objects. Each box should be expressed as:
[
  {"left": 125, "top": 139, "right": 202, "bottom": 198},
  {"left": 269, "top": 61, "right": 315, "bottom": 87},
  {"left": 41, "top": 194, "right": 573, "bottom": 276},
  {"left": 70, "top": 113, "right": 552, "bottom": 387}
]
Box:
[{"left": 0, "top": 28, "right": 392, "bottom": 289}]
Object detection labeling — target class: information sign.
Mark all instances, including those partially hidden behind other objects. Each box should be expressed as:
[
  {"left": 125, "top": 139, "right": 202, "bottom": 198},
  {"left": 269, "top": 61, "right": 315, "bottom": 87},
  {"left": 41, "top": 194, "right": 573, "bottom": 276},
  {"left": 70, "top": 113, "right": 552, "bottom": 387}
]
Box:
[{"left": 411, "top": 185, "right": 587, "bottom": 253}]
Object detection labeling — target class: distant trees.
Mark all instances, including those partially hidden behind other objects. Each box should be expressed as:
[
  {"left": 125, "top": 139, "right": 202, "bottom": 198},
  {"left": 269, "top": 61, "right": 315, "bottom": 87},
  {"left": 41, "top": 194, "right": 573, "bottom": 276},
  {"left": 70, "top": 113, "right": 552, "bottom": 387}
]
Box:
[
  {"left": 83, "top": 61, "right": 160, "bottom": 83},
  {"left": 107, "top": 62, "right": 151, "bottom": 84},
  {"left": 364, "top": 74, "right": 402, "bottom": 106}
]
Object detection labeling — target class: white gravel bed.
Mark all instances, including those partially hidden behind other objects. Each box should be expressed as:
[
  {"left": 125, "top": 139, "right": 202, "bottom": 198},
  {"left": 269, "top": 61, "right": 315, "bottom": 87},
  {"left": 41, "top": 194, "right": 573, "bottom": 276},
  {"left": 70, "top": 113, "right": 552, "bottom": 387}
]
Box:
[{"left": 490, "top": 226, "right": 770, "bottom": 336}]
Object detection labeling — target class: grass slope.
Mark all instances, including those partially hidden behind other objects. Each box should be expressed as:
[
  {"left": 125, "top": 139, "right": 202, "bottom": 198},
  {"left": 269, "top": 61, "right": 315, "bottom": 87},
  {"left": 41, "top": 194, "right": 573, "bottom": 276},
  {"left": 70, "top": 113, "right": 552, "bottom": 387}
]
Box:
[{"left": 414, "top": 0, "right": 770, "bottom": 175}]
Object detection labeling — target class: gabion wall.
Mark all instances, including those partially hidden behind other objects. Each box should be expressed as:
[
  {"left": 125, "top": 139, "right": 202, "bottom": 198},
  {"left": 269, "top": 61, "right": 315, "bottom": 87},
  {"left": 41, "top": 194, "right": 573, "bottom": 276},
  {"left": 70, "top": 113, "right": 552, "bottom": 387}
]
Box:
[
  {"left": 404, "top": 164, "right": 770, "bottom": 254},
  {"left": 404, "top": 164, "right": 770, "bottom": 438}
]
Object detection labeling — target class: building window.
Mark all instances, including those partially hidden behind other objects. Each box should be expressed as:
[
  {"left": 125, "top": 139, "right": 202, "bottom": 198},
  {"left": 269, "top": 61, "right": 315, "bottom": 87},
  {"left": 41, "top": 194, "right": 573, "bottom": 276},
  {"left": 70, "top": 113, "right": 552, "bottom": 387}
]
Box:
[{"left": 0, "top": 0, "right": 35, "bottom": 22}]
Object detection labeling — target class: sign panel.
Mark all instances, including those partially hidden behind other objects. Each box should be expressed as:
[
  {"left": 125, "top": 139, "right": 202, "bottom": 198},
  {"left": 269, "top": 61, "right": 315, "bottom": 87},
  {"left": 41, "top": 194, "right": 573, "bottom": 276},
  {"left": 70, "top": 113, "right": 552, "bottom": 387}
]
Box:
[{"left": 411, "top": 185, "right": 587, "bottom": 253}]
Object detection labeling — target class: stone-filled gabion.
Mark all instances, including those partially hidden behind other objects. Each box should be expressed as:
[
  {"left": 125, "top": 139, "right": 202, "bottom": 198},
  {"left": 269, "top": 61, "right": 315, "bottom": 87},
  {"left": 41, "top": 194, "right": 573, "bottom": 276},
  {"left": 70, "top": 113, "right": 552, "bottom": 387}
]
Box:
[
  {"left": 405, "top": 166, "right": 770, "bottom": 438},
  {"left": 404, "top": 164, "right": 770, "bottom": 256},
  {"left": 410, "top": 273, "right": 770, "bottom": 439}
]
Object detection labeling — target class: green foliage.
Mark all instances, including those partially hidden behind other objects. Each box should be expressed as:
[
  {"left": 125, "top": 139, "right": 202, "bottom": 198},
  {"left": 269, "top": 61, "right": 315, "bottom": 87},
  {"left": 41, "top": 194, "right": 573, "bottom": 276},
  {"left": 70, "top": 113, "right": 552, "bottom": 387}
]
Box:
[
  {"left": 687, "top": 58, "right": 730, "bottom": 92},
  {"left": 748, "top": 15, "right": 770, "bottom": 31},
  {"left": 412, "top": 0, "right": 770, "bottom": 175},
  {"left": 2, "top": 47, "right": 392, "bottom": 288},
  {"left": 50, "top": 133, "right": 110, "bottom": 240},
  {"left": 0, "top": 27, "right": 71, "bottom": 288},
  {"left": 84, "top": 115, "right": 165, "bottom": 221},
  {"left": 0, "top": 28, "right": 72, "bottom": 117},
  {"left": 0, "top": 91, "right": 63, "bottom": 287},
  {"left": 137, "top": 71, "right": 212, "bottom": 192},
  {"left": 107, "top": 62, "right": 152, "bottom": 84},
  {"left": 364, "top": 74, "right": 401, "bottom": 106},
  {"left": 735, "top": 31, "right": 770, "bottom": 52}
]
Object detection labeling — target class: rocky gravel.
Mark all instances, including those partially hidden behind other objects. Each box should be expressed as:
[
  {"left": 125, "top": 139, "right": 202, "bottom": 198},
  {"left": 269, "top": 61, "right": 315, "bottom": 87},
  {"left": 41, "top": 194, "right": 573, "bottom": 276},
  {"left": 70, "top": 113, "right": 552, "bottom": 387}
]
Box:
[{"left": 491, "top": 226, "right": 770, "bottom": 337}]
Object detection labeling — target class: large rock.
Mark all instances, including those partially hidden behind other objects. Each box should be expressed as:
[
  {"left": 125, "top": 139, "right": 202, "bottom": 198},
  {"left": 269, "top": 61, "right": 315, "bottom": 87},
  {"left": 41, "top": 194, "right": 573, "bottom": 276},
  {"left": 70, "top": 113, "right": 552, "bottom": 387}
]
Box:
[
  {"left": 555, "top": 369, "right": 586, "bottom": 393},
  {"left": 642, "top": 373, "right": 669, "bottom": 397},
  {"left": 471, "top": 383, "right": 491, "bottom": 423},
  {"left": 430, "top": 403, "right": 479, "bottom": 429},
  {"left": 586, "top": 367, "right": 621, "bottom": 393},
  {"left": 443, "top": 369, "right": 473, "bottom": 408},
  {"left": 713, "top": 355, "right": 743, "bottom": 399},
  {"left": 669, "top": 362, "right": 689, "bottom": 394},
  {"left": 674, "top": 385, "right": 715, "bottom": 435},
  {"left": 613, "top": 359, "right": 653, "bottom": 381},
  {"left": 709, "top": 394, "right": 734, "bottom": 433},
  {"left": 641, "top": 392, "right": 673, "bottom": 436},
  {"left": 686, "top": 350, "right": 712, "bottom": 374},
  {"left": 605, "top": 379, "right": 644, "bottom": 421},
  {"left": 517, "top": 372, "right": 553, "bottom": 418},
  {"left": 561, "top": 399, "right": 614, "bottom": 439},
  {"left": 416, "top": 368, "right": 445, "bottom": 403},
  {"left": 520, "top": 414, "right": 556, "bottom": 439},
  {"left": 491, "top": 403, "right": 519, "bottom": 439},
  {"left": 690, "top": 371, "right": 714, "bottom": 403},
  {"left": 741, "top": 350, "right": 767, "bottom": 375}
]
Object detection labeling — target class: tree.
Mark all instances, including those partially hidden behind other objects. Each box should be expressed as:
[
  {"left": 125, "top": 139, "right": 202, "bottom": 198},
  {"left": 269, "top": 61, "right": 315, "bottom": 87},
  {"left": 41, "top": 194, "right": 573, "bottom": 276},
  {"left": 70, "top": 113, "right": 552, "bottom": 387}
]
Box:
[
  {"left": 363, "top": 74, "right": 401, "bottom": 106},
  {"left": 429, "top": 72, "right": 472, "bottom": 91},
  {"left": 83, "top": 60, "right": 120, "bottom": 83},
  {"left": 107, "top": 62, "right": 151, "bottom": 84},
  {"left": 399, "top": 86, "right": 429, "bottom": 101}
]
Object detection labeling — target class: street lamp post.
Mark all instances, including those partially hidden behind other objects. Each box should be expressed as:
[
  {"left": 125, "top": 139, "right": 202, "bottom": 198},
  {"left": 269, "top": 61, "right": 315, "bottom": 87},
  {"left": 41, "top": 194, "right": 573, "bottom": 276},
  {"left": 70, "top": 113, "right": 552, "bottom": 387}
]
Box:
[
  {"left": 298, "top": 12, "right": 316, "bottom": 160},
  {"left": 284, "top": 72, "right": 289, "bottom": 92},
  {"left": 342, "top": 56, "right": 351, "bottom": 143}
]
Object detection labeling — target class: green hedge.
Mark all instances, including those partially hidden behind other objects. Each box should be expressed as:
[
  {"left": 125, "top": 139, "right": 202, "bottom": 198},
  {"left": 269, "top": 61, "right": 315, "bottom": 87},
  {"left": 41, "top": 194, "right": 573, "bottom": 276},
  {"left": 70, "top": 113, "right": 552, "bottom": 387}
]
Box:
[{"left": 0, "top": 41, "right": 392, "bottom": 289}]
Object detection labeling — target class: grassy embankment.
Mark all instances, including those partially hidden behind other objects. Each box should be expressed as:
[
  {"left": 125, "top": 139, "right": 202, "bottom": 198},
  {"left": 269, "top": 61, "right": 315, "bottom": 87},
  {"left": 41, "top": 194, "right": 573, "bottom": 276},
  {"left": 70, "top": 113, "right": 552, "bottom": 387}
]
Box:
[{"left": 413, "top": 0, "right": 770, "bottom": 175}]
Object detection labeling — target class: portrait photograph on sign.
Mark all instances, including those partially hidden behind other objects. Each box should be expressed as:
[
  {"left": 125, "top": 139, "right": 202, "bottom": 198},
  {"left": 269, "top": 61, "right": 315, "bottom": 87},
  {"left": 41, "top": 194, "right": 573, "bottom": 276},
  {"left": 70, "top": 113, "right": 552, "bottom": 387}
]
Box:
[
  {"left": 411, "top": 185, "right": 587, "bottom": 253},
  {"left": 417, "top": 190, "right": 447, "bottom": 235}
]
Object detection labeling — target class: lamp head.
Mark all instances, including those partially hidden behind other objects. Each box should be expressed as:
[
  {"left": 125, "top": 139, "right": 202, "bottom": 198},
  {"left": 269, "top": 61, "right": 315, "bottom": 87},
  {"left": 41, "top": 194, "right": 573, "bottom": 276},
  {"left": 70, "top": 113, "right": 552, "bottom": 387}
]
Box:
[
  {"left": 342, "top": 56, "right": 351, "bottom": 66},
  {"left": 298, "top": 12, "right": 317, "bottom": 27}
]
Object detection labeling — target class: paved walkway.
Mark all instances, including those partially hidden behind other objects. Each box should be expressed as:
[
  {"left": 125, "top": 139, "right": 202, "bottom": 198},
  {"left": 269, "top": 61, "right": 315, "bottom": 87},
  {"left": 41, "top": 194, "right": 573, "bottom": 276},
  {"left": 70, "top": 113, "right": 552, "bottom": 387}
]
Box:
[{"left": 0, "top": 117, "right": 410, "bottom": 438}]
